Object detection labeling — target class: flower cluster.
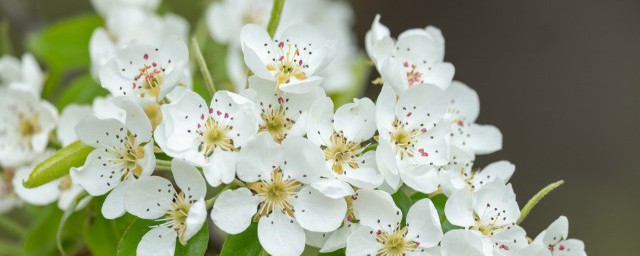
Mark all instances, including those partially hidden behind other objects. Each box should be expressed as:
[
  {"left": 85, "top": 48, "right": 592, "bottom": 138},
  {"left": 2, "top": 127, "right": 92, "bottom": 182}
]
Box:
[{"left": 0, "top": 0, "right": 586, "bottom": 256}]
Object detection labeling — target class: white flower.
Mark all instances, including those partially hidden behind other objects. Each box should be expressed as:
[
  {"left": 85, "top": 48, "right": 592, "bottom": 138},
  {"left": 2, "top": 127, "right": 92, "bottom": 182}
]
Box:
[
  {"left": 440, "top": 229, "right": 493, "bottom": 256},
  {"left": 71, "top": 97, "right": 155, "bottom": 219},
  {"left": 532, "top": 216, "right": 587, "bottom": 256},
  {"left": 375, "top": 84, "right": 450, "bottom": 193},
  {"left": 124, "top": 159, "right": 207, "bottom": 256},
  {"left": 98, "top": 36, "right": 189, "bottom": 101},
  {"left": 90, "top": 8, "right": 189, "bottom": 79},
  {"left": 445, "top": 180, "right": 528, "bottom": 255},
  {"left": 306, "top": 96, "right": 383, "bottom": 197},
  {"left": 240, "top": 23, "right": 335, "bottom": 93},
  {"left": 0, "top": 168, "right": 21, "bottom": 214},
  {"left": 242, "top": 76, "right": 324, "bottom": 143},
  {"left": 366, "top": 15, "right": 455, "bottom": 94},
  {"left": 0, "top": 53, "right": 44, "bottom": 96},
  {"left": 444, "top": 81, "right": 502, "bottom": 155},
  {"left": 0, "top": 89, "right": 57, "bottom": 168},
  {"left": 154, "top": 88, "right": 258, "bottom": 187},
  {"left": 440, "top": 159, "right": 515, "bottom": 197},
  {"left": 90, "top": 0, "right": 160, "bottom": 17},
  {"left": 305, "top": 219, "right": 360, "bottom": 253},
  {"left": 57, "top": 104, "right": 94, "bottom": 147},
  {"left": 206, "top": 0, "right": 271, "bottom": 45},
  {"left": 346, "top": 189, "right": 442, "bottom": 256},
  {"left": 211, "top": 133, "right": 346, "bottom": 256}
]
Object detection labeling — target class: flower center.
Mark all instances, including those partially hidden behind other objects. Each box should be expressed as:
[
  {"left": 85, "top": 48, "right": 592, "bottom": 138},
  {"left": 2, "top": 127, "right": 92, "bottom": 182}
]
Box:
[
  {"left": 389, "top": 119, "right": 427, "bottom": 160},
  {"left": 59, "top": 175, "right": 73, "bottom": 191},
  {"left": 134, "top": 61, "right": 165, "bottom": 101},
  {"left": 18, "top": 113, "right": 41, "bottom": 141},
  {"left": 105, "top": 132, "right": 146, "bottom": 179},
  {"left": 165, "top": 191, "right": 192, "bottom": 245},
  {"left": 197, "top": 116, "right": 236, "bottom": 157},
  {"left": 376, "top": 227, "right": 418, "bottom": 256},
  {"left": 323, "top": 133, "right": 362, "bottom": 175},
  {"left": 403, "top": 61, "right": 424, "bottom": 86},
  {"left": 259, "top": 105, "right": 294, "bottom": 143},
  {"left": 265, "top": 40, "right": 309, "bottom": 91},
  {"left": 143, "top": 103, "right": 163, "bottom": 130},
  {"left": 472, "top": 203, "right": 511, "bottom": 236},
  {"left": 246, "top": 169, "right": 300, "bottom": 218}
]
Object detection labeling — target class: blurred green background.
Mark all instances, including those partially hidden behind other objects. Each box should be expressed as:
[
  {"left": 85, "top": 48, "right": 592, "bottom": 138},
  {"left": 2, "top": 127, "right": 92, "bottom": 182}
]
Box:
[{"left": 1, "top": 0, "right": 638, "bottom": 255}]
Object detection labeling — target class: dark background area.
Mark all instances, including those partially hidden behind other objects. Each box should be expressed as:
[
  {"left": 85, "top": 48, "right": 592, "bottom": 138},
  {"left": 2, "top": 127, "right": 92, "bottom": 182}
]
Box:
[{"left": 1, "top": 0, "right": 638, "bottom": 254}]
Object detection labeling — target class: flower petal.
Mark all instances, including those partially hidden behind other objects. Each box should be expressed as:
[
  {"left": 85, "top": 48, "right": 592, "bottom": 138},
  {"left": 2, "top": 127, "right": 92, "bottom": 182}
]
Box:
[
  {"left": 292, "top": 186, "right": 347, "bottom": 232},
  {"left": 406, "top": 198, "right": 443, "bottom": 247},
  {"left": 333, "top": 98, "right": 376, "bottom": 142},
  {"left": 124, "top": 176, "right": 174, "bottom": 219},
  {"left": 282, "top": 136, "right": 332, "bottom": 184},
  {"left": 211, "top": 188, "right": 261, "bottom": 234},
  {"left": 172, "top": 159, "right": 207, "bottom": 200},
  {"left": 237, "top": 133, "right": 282, "bottom": 182},
  {"left": 345, "top": 226, "right": 382, "bottom": 256},
  {"left": 352, "top": 188, "right": 400, "bottom": 233},
  {"left": 137, "top": 226, "right": 177, "bottom": 256},
  {"left": 258, "top": 209, "right": 306, "bottom": 256}
]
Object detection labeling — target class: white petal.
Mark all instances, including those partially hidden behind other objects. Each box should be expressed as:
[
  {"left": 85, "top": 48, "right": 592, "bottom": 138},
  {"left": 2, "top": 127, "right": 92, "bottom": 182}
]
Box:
[
  {"left": 282, "top": 136, "right": 332, "bottom": 184},
  {"left": 345, "top": 226, "right": 382, "bottom": 256},
  {"left": 423, "top": 62, "right": 455, "bottom": 91},
  {"left": 292, "top": 186, "right": 346, "bottom": 232},
  {"left": 375, "top": 84, "right": 398, "bottom": 134},
  {"left": 240, "top": 24, "right": 273, "bottom": 80},
  {"left": 203, "top": 151, "right": 238, "bottom": 187},
  {"left": 57, "top": 104, "right": 93, "bottom": 146},
  {"left": 441, "top": 230, "right": 493, "bottom": 256},
  {"left": 210, "top": 90, "right": 258, "bottom": 148},
  {"left": 340, "top": 151, "right": 384, "bottom": 189},
  {"left": 137, "top": 226, "right": 177, "bottom": 256},
  {"left": 258, "top": 210, "right": 306, "bottom": 256},
  {"left": 237, "top": 133, "right": 282, "bottom": 183},
  {"left": 311, "top": 178, "right": 355, "bottom": 199},
  {"left": 75, "top": 116, "right": 127, "bottom": 149},
  {"left": 333, "top": 98, "right": 376, "bottom": 142},
  {"left": 279, "top": 76, "right": 324, "bottom": 94},
  {"left": 492, "top": 225, "right": 528, "bottom": 255},
  {"left": 172, "top": 159, "right": 206, "bottom": 200},
  {"left": 472, "top": 160, "right": 515, "bottom": 190},
  {"left": 400, "top": 164, "right": 440, "bottom": 194},
  {"left": 120, "top": 97, "right": 153, "bottom": 142},
  {"left": 375, "top": 140, "right": 402, "bottom": 190},
  {"left": 465, "top": 124, "right": 502, "bottom": 155},
  {"left": 306, "top": 97, "right": 334, "bottom": 147},
  {"left": 319, "top": 223, "right": 358, "bottom": 253},
  {"left": 406, "top": 198, "right": 443, "bottom": 247},
  {"left": 352, "top": 189, "right": 401, "bottom": 233},
  {"left": 540, "top": 216, "right": 570, "bottom": 249},
  {"left": 444, "top": 190, "right": 475, "bottom": 227},
  {"left": 124, "top": 176, "right": 174, "bottom": 219},
  {"left": 70, "top": 150, "right": 122, "bottom": 195},
  {"left": 514, "top": 244, "right": 552, "bottom": 256},
  {"left": 102, "top": 180, "right": 130, "bottom": 219},
  {"left": 395, "top": 85, "right": 448, "bottom": 131},
  {"left": 446, "top": 81, "right": 480, "bottom": 123},
  {"left": 184, "top": 199, "right": 207, "bottom": 241},
  {"left": 211, "top": 188, "right": 261, "bottom": 234}
]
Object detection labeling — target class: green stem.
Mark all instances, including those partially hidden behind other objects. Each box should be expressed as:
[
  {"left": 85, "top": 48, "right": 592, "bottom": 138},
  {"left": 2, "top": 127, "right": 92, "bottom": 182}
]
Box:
[
  {"left": 517, "top": 180, "right": 565, "bottom": 224},
  {"left": 0, "top": 238, "right": 21, "bottom": 255},
  {"left": 155, "top": 159, "right": 172, "bottom": 171},
  {"left": 266, "top": 0, "right": 286, "bottom": 38},
  {"left": 191, "top": 37, "right": 216, "bottom": 96},
  {"left": 0, "top": 216, "right": 26, "bottom": 237}
]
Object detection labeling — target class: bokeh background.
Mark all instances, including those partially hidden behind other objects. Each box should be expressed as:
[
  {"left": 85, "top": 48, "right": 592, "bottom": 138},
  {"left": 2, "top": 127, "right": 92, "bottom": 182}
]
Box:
[{"left": 1, "top": 0, "right": 638, "bottom": 254}]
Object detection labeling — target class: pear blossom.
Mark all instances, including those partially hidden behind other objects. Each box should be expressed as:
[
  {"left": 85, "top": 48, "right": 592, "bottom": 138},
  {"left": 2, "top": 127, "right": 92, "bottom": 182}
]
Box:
[
  {"left": 124, "top": 159, "right": 207, "bottom": 256},
  {"left": 57, "top": 104, "right": 94, "bottom": 147},
  {"left": 206, "top": 0, "right": 271, "bottom": 45},
  {"left": 71, "top": 97, "right": 155, "bottom": 219},
  {"left": 0, "top": 53, "right": 44, "bottom": 96},
  {"left": 440, "top": 159, "right": 515, "bottom": 197},
  {"left": 211, "top": 133, "right": 346, "bottom": 256},
  {"left": 366, "top": 14, "right": 455, "bottom": 93},
  {"left": 155, "top": 88, "right": 258, "bottom": 186},
  {"left": 240, "top": 23, "right": 335, "bottom": 93},
  {"left": 515, "top": 244, "right": 552, "bottom": 256},
  {"left": 306, "top": 96, "right": 383, "bottom": 198},
  {"left": 533, "top": 216, "right": 587, "bottom": 256},
  {"left": 0, "top": 89, "right": 57, "bottom": 168},
  {"left": 99, "top": 36, "right": 189, "bottom": 102},
  {"left": 445, "top": 181, "right": 528, "bottom": 255},
  {"left": 440, "top": 229, "right": 493, "bottom": 256},
  {"left": 90, "top": 7, "right": 190, "bottom": 79},
  {"left": 375, "top": 84, "right": 450, "bottom": 193},
  {"left": 444, "top": 81, "right": 502, "bottom": 155},
  {"left": 346, "top": 189, "right": 443, "bottom": 256},
  {"left": 242, "top": 76, "right": 324, "bottom": 143}
]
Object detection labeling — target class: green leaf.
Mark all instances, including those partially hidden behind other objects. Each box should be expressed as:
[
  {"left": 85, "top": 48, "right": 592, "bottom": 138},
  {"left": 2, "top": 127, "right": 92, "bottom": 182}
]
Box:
[
  {"left": 27, "top": 14, "right": 102, "bottom": 99},
  {"left": 391, "top": 190, "right": 412, "bottom": 226},
  {"left": 116, "top": 218, "right": 156, "bottom": 256},
  {"left": 220, "top": 222, "right": 265, "bottom": 256},
  {"left": 56, "top": 73, "right": 108, "bottom": 109},
  {"left": 319, "top": 248, "right": 346, "bottom": 256},
  {"left": 0, "top": 19, "right": 12, "bottom": 55},
  {"left": 83, "top": 211, "right": 120, "bottom": 256},
  {"left": 23, "top": 141, "right": 93, "bottom": 188},
  {"left": 175, "top": 222, "right": 209, "bottom": 256},
  {"left": 27, "top": 14, "right": 102, "bottom": 70}
]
